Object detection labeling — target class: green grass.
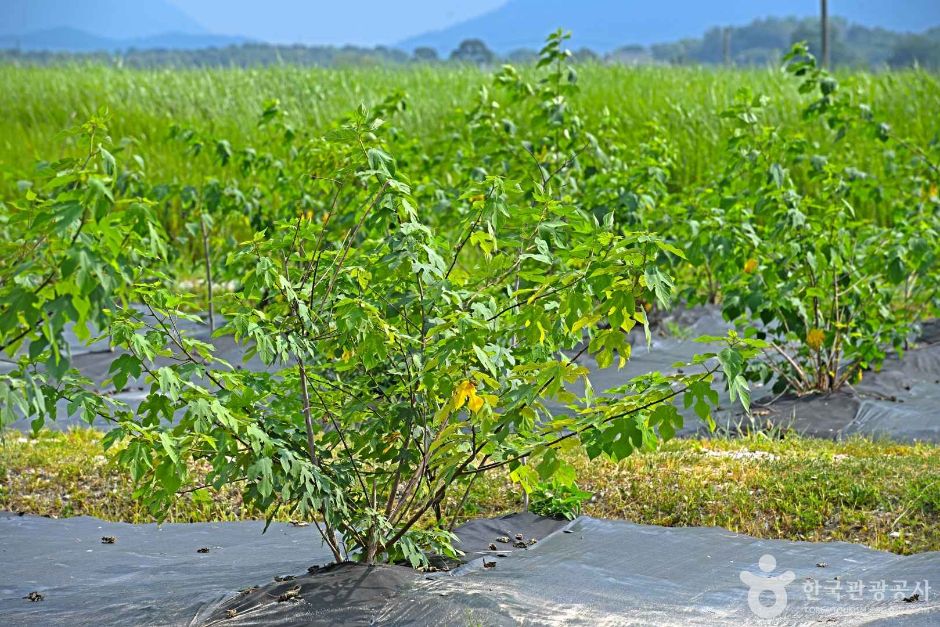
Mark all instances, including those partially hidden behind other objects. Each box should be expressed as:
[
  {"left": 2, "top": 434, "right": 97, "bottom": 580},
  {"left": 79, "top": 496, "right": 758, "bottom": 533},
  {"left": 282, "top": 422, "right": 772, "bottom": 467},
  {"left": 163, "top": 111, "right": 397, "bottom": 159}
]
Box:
[
  {"left": 3, "top": 428, "right": 937, "bottom": 555},
  {"left": 1, "top": 64, "right": 938, "bottom": 197}
]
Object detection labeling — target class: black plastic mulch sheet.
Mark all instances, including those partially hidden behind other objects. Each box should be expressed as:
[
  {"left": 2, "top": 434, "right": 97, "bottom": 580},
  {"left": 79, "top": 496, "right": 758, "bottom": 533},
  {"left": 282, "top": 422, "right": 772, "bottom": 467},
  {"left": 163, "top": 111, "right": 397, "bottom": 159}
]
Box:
[
  {"left": 2, "top": 511, "right": 938, "bottom": 626},
  {"left": 717, "top": 337, "right": 940, "bottom": 442},
  {"left": 0, "top": 513, "right": 329, "bottom": 626},
  {"left": 550, "top": 311, "right": 940, "bottom": 443}
]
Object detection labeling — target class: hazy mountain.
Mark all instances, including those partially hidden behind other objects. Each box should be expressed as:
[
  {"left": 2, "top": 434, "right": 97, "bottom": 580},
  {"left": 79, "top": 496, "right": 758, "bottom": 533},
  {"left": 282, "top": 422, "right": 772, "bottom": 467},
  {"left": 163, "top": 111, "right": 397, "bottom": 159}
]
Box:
[
  {"left": 398, "top": 0, "right": 940, "bottom": 54},
  {"left": 0, "top": 28, "right": 249, "bottom": 53},
  {"left": 0, "top": 0, "right": 205, "bottom": 40},
  {"left": 0, "top": 0, "right": 243, "bottom": 53},
  {"left": 164, "top": 0, "right": 504, "bottom": 47}
]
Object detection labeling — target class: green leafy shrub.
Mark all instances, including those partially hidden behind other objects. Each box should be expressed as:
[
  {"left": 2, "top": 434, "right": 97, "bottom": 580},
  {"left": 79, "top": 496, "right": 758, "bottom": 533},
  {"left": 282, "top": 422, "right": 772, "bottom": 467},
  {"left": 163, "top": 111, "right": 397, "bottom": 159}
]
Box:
[
  {"left": 0, "top": 109, "right": 167, "bottom": 427},
  {"left": 712, "top": 91, "right": 910, "bottom": 392},
  {"left": 98, "top": 103, "right": 753, "bottom": 565},
  {"left": 659, "top": 44, "right": 939, "bottom": 394},
  {"left": 529, "top": 479, "right": 592, "bottom": 520}
]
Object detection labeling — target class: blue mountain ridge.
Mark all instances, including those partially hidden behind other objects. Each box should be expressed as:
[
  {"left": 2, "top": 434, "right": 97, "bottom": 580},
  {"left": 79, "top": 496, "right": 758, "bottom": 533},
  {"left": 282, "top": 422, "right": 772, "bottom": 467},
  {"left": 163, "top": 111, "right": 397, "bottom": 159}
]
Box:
[
  {"left": 0, "top": 27, "right": 249, "bottom": 53},
  {"left": 0, "top": 0, "right": 205, "bottom": 40}
]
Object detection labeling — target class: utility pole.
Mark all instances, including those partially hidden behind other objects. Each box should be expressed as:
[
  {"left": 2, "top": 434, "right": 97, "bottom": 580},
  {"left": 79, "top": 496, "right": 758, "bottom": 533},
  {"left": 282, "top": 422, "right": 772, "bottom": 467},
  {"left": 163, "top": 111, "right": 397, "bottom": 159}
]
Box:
[
  {"left": 722, "top": 27, "right": 731, "bottom": 66},
  {"left": 820, "top": 0, "right": 830, "bottom": 68}
]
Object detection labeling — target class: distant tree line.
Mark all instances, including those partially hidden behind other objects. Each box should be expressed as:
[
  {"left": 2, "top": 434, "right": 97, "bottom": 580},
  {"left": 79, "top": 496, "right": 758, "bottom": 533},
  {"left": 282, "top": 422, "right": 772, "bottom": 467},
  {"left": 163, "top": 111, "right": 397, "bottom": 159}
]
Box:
[
  {"left": 2, "top": 17, "right": 938, "bottom": 69},
  {"left": 645, "top": 17, "right": 940, "bottom": 69},
  {"left": 0, "top": 42, "right": 412, "bottom": 68}
]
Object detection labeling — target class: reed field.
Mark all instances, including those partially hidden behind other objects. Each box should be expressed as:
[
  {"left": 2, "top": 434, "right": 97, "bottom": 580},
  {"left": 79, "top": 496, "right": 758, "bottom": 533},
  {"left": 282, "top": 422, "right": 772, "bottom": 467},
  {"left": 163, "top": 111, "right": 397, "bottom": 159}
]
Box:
[{"left": 1, "top": 62, "right": 938, "bottom": 206}]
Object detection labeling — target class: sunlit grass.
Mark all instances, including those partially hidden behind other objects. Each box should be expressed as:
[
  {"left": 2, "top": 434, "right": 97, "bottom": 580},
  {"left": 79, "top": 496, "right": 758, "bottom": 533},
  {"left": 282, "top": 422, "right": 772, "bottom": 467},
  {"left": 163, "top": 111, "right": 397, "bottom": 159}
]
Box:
[
  {"left": 3, "top": 428, "right": 937, "bottom": 555},
  {"left": 1, "top": 63, "right": 937, "bottom": 208}
]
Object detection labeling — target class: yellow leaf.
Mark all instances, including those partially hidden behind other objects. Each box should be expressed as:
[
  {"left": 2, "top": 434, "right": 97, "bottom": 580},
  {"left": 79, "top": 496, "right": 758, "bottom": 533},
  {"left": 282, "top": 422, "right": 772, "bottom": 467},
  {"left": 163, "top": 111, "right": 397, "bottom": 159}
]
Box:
[
  {"left": 467, "top": 391, "right": 484, "bottom": 413},
  {"left": 453, "top": 380, "right": 475, "bottom": 410},
  {"left": 743, "top": 258, "right": 759, "bottom": 274}
]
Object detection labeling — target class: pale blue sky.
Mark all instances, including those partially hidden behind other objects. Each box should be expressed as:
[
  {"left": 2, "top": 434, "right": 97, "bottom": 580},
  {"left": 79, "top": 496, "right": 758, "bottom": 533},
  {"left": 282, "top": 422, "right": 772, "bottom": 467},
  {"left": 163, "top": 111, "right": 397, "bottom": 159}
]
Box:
[{"left": 168, "top": 0, "right": 506, "bottom": 46}]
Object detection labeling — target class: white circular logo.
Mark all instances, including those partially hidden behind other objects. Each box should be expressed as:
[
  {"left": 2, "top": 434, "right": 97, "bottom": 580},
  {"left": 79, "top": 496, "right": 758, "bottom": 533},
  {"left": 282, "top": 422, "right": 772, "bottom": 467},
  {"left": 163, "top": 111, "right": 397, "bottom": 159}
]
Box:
[{"left": 739, "top": 554, "right": 796, "bottom": 619}]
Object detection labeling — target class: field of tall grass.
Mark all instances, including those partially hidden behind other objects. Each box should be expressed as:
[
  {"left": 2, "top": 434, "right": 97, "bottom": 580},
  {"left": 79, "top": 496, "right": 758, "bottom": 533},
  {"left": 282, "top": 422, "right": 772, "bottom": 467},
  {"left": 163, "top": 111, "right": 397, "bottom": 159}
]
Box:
[{"left": 2, "top": 63, "right": 938, "bottom": 202}]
